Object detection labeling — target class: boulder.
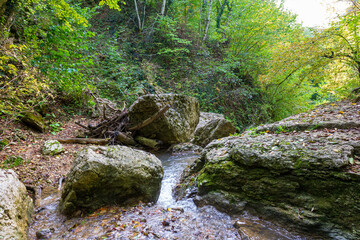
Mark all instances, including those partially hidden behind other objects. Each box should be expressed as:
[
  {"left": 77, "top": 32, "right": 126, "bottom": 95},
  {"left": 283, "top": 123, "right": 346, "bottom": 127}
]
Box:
[
  {"left": 42, "top": 140, "right": 64, "bottom": 156},
  {"left": 128, "top": 94, "right": 199, "bottom": 144},
  {"left": 171, "top": 143, "right": 203, "bottom": 154},
  {"left": 177, "top": 101, "right": 360, "bottom": 239},
  {"left": 0, "top": 169, "right": 34, "bottom": 239},
  {"left": 192, "top": 112, "right": 236, "bottom": 147},
  {"left": 60, "top": 146, "right": 163, "bottom": 216},
  {"left": 21, "top": 111, "right": 46, "bottom": 132}
]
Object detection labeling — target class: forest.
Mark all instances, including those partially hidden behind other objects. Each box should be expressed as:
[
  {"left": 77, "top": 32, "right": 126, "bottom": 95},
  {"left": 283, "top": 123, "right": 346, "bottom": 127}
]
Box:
[
  {"left": 1, "top": 1, "right": 360, "bottom": 239},
  {"left": 1, "top": 0, "right": 359, "bottom": 131}
]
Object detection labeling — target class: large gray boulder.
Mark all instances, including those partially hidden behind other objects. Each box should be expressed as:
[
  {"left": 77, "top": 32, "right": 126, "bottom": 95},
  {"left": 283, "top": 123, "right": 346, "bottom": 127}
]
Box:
[
  {"left": 177, "top": 101, "right": 360, "bottom": 239},
  {"left": 0, "top": 169, "right": 34, "bottom": 239},
  {"left": 60, "top": 146, "right": 163, "bottom": 216},
  {"left": 128, "top": 94, "right": 199, "bottom": 144},
  {"left": 192, "top": 112, "right": 236, "bottom": 147}
]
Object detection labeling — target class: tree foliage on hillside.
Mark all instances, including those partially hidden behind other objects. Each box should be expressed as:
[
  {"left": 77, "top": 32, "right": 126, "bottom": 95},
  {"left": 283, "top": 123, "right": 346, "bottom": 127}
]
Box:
[
  {"left": 1, "top": 0, "right": 358, "bottom": 129},
  {"left": 260, "top": 0, "right": 360, "bottom": 119}
]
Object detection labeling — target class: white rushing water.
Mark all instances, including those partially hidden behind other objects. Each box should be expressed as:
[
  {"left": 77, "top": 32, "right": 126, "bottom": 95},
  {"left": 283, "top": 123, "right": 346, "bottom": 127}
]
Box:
[{"left": 156, "top": 152, "right": 198, "bottom": 211}]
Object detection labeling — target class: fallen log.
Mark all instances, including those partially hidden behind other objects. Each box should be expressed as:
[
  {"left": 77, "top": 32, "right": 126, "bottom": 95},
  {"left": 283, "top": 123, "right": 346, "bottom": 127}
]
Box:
[
  {"left": 135, "top": 136, "right": 161, "bottom": 150},
  {"left": 129, "top": 104, "right": 170, "bottom": 131},
  {"left": 57, "top": 138, "right": 110, "bottom": 145},
  {"left": 116, "top": 132, "right": 137, "bottom": 145},
  {"left": 70, "top": 91, "right": 171, "bottom": 149}
]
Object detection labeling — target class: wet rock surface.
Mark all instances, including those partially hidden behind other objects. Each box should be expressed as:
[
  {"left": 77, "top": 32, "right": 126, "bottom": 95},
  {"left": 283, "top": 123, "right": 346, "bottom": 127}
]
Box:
[
  {"left": 177, "top": 101, "right": 360, "bottom": 239},
  {"left": 29, "top": 153, "right": 307, "bottom": 240},
  {"left": 192, "top": 112, "right": 236, "bottom": 147},
  {"left": 129, "top": 94, "right": 200, "bottom": 144},
  {"left": 0, "top": 169, "right": 34, "bottom": 239},
  {"left": 60, "top": 146, "right": 163, "bottom": 216}
]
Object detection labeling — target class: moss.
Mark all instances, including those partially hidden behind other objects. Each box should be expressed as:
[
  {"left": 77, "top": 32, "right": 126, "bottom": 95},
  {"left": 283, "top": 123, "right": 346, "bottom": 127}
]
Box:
[{"left": 21, "top": 111, "right": 45, "bottom": 132}]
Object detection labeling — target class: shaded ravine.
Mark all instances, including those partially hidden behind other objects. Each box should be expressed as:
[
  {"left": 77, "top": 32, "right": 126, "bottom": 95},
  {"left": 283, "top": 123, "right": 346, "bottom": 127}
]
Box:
[{"left": 28, "top": 152, "right": 307, "bottom": 239}]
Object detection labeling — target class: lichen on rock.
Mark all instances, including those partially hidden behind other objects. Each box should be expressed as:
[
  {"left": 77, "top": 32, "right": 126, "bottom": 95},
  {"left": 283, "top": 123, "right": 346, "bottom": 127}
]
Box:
[
  {"left": 128, "top": 94, "right": 200, "bottom": 144},
  {"left": 176, "top": 101, "right": 360, "bottom": 239},
  {"left": 192, "top": 112, "right": 236, "bottom": 147},
  {"left": 42, "top": 140, "right": 64, "bottom": 156}
]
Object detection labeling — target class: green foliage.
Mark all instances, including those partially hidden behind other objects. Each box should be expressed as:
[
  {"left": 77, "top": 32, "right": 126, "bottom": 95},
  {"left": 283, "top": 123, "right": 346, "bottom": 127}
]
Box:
[
  {"left": 259, "top": 2, "right": 360, "bottom": 120},
  {"left": 0, "top": 42, "right": 52, "bottom": 119},
  {"left": 1, "top": 155, "right": 23, "bottom": 169},
  {"left": 0, "top": 138, "right": 9, "bottom": 151},
  {"left": 155, "top": 16, "right": 192, "bottom": 65},
  {"left": 49, "top": 122, "right": 63, "bottom": 135},
  {"left": 3, "top": 0, "right": 357, "bottom": 131},
  {"left": 17, "top": 0, "right": 97, "bottom": 104}
]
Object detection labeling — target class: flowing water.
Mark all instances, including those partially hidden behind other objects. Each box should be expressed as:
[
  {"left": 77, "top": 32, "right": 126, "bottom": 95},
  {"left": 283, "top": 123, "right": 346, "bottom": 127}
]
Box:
[{"left": 28, "top": 152, "right": 310, "bottom": 240}]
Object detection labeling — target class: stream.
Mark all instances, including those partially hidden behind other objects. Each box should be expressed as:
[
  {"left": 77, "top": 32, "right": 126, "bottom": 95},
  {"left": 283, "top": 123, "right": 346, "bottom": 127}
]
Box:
[{"left": 28, "top": 152, "right": 309, "bottom": 240}]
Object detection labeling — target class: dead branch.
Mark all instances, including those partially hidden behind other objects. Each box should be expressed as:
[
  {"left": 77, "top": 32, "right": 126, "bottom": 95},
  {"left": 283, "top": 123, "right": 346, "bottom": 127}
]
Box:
[
  {"left": 129, "top": 104, "right": 170, "bottom": 131},
  {"left": 75, "top": 121, "right": 89, "bottom": 130},
  {"left": 57, "top": 138, "right": 110, "bottom": 145},
  {"left": 69, "top": 94, "right": 171, "bottom": 149}
]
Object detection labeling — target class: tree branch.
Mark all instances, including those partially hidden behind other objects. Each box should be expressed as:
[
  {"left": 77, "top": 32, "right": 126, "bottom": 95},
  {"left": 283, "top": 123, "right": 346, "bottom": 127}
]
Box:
[{"left": 129, "top": 104, "right": 170, "bottom": 131}]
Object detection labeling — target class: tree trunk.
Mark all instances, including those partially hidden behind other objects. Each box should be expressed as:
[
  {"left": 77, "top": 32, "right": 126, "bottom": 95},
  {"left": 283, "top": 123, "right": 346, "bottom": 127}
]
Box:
[
  {"left": 161, "top": 0, "right": 166, "bottom": 15},
  {"left": 216, "top": 0, "right": 227, "bottom": 29},
  {"left": 203, "top": 0, "right": 213, "bottom": 42},
  {"left": 198, "top": 0, "right": 203, "bottom": 35},
  {"left": 134, "top": 0, "right": 142, "bottom": 30}
]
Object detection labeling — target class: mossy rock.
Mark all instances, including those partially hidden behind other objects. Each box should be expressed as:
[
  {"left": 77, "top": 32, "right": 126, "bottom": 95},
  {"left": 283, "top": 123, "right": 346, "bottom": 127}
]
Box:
[
  {"left": 128, "top": 94, "right": 200, "bottom": 144},
  {"left": 42, "top": 140, "right": 64, "bottom": 156},
  {"left": 178, "top": 102, "right": 360, "bottom": 239},
  {"left": 21, "top": 111, "right": 46, "bottom": 132},
  {"left": 60, "top": 146, "right": 164, "bottom": 216}
]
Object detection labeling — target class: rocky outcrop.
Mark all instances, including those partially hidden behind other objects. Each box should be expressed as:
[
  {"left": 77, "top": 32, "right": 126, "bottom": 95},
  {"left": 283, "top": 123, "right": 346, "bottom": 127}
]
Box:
[
  {"left": 42, "top": 140, "right": 64, "bottom": 156},
  {"left": 60, "top": 146, "right": 163, "bottom": 216},
  {"left": 129, "top": 94, "right": 199, "bottom": 144},
  {"left": 177, "top": 101, "right": 360, "bottom": 239},
  {"left": 192, "top": 112, "right": 236, "bottom": 147},
  {"left": 21, "top": 111, "right": 46, "bottom": 132},
  {"left": 0, "top": 169, "right": 34, "bottom": 239}
]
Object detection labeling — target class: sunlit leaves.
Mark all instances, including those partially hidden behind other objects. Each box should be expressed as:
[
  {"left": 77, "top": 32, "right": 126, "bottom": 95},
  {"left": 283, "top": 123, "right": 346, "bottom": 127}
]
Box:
[{"left": 99, "top": 0, "right": 126, "bottom": 11}]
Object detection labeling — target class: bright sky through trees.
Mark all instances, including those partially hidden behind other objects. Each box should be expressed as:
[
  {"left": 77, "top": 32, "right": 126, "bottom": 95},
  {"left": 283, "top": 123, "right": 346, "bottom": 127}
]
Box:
[{"left": 280, "top": 0, "right": 350, "bottom": 27}]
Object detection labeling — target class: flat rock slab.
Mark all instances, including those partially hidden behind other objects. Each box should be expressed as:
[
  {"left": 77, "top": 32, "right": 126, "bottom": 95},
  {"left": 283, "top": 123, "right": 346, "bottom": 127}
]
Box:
[
  {"left": 177, "top": 101, "right": 360, "bottom": 239},
  {"left": 60, "top": 146, "right": 163, "bottom": 216},
  {"left": 256, "top": 100, "right": 360, "bottom": 133}
]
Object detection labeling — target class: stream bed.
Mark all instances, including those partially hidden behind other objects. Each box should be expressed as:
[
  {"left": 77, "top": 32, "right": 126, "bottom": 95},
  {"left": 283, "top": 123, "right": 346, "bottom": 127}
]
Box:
[{"left": 28, "top": 152, "right": 309, "bottom": 239}]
